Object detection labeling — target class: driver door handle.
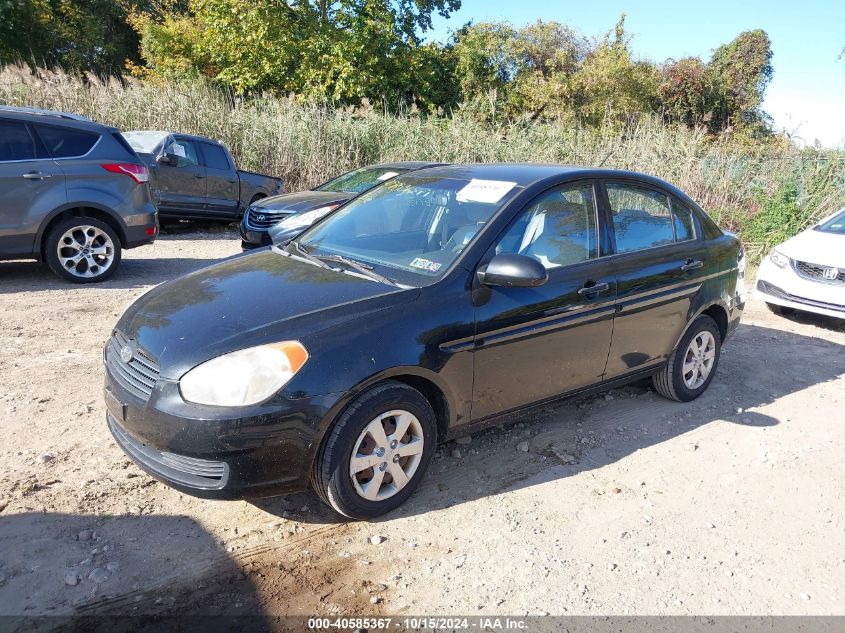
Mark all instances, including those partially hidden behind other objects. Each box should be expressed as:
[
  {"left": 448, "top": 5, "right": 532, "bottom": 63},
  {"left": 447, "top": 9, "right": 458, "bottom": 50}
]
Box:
[
  {"left": 681, "top": 259, "right": 704, "bottom": 272},
  {"left": 578, "top": 281, "right": 610, "bottom": 296},
  {"left": 23, "top": 172, "right": 51, "bottom": 180}
]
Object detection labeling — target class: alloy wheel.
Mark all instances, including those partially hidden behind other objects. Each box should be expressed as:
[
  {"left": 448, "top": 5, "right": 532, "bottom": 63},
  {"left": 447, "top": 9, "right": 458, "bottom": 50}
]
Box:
[
  {"left": 57, "top": 225, "right": 116, "bottom": 279},
  {"left": 682, "top": 330, "right": 716, "bottom": 390}
]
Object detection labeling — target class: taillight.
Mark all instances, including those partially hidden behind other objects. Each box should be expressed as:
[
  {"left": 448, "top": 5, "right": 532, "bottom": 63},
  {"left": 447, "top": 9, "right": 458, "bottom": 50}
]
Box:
[{"left": 101, "top": 163, "right": 149, "bottom": 184}]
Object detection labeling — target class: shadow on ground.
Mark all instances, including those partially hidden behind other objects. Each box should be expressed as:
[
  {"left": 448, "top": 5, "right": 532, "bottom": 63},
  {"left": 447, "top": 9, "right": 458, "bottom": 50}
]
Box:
[
  {"left": 0, "top": 512, "right": 273, "bottom": 631},
  {"left": 255, "top": 321, "right": 845, "bottom": 524}
]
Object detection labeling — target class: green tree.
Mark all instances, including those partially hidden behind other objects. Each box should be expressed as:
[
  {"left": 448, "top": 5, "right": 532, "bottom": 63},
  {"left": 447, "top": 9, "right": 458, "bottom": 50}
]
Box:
[
  {"left": 570, "top": 15, "right": 659, "bottom": 125},
  {"left": 0, "top": 0, "right": 145, "bottom": 74},
  {"left": 707, "top": 29, "right": 773, "bottom": 131},
  {"left": 131, "top": 0, "right": 460, "bottom": 109},
  {"left": 659, "top": 57, "right": 718, "bottom": 128}
]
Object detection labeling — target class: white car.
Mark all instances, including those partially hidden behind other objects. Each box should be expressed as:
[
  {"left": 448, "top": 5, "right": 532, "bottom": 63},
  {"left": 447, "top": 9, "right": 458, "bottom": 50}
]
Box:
[{"left": 755, "top": 207, "right": 845, "bottom": 319}]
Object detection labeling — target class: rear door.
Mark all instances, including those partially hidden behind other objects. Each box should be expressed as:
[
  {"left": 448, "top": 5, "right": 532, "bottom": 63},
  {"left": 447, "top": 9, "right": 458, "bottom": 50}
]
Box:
[
  {"left": 199, "top": 141, "right": 239, "bottom": 218},
  {"left": 0, "top": 118, "right": 65, "bottom": 257},
  {"left": 155, "top": 136, "right": 206, "bottom": 214},
  {"left": 471, "top": 180, "right": 617, "bottom": 419},
  {"left": 602, "top": 180, "right": 711, "bottom": 378}
]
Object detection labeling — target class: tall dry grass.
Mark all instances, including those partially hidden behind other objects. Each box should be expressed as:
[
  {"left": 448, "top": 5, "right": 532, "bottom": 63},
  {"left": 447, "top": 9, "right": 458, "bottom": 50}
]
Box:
[{"left": 2, "top": 65, "right": 843, "bottom": 259}]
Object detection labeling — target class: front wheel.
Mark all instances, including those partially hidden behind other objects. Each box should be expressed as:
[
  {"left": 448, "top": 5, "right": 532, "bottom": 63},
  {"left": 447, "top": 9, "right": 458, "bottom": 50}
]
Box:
[
  {"left": 44, "top": 217, "right": 121, "bottom": 283},
  {"left": 653, "top": 315, "right": 721, "bottom": 402},
  {"left": 313, "top": 381, "right": 437, "bottom": 520}
]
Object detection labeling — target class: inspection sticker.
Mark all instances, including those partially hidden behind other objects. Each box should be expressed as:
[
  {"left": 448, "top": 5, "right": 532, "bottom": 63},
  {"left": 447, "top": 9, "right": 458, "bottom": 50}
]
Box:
[
  {"left": 409, "top": 257, "right": 442, "bottom": 272},
  {"left": 456, "top": 179, "right": 517, "bottom": 204},
  {"left": 377, "top": 171, "right": 400, "bottom": 181}
]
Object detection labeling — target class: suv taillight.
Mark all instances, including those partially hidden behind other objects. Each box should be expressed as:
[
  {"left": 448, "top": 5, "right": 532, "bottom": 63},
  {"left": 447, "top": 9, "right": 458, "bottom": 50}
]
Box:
[{"left": 101, "top": 163, "right": 149, "bottom": 184}]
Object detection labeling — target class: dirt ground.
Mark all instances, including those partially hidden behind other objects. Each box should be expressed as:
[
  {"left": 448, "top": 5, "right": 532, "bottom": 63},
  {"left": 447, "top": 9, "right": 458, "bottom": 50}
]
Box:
[{"left": 1, "top": 223, "right": 844, "bottom": 622}]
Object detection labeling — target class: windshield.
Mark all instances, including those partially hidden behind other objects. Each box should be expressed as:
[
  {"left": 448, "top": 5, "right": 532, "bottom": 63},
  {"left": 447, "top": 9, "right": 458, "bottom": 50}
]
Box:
[
  {"left": 123, "top": 131, "right": 169, "bottom": 154},
  {"left": 315, "top": 165, "right": 409, "bottom": 194},
  {"left": 295, "top": 174, "right": 523, "bottom": 284},
  {"left": 816, "top": 208, "right": 845, "bottom": 235}
]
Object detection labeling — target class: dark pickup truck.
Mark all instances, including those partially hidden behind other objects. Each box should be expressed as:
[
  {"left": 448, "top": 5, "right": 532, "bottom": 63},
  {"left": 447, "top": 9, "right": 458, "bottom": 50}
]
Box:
[{"left": 124, "top": 131, "right": 282, "bottom": 221}]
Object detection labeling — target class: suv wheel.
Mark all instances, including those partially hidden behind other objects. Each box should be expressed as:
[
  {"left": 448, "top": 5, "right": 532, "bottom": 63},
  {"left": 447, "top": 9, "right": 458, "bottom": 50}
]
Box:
[
  {"left": 653, "top": 315, "right": 721, "bottom": 402},
  {"left": 314, "top": 381, "right": 436, "bottom": 520},
  {"left": 45, "top": 217, "right": 121, "bottom": 283}
]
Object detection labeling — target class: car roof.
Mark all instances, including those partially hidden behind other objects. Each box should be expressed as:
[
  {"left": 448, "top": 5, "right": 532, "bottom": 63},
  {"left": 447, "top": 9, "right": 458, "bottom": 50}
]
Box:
[
  {"left": 370, "top": 161, "right": 449, "bottom": 170},
  {"left": 407, "top": 163, "right": 690, "bottom": 198},
  {"left": 0, "top": 106, "right": 111, "bottom": 132}
]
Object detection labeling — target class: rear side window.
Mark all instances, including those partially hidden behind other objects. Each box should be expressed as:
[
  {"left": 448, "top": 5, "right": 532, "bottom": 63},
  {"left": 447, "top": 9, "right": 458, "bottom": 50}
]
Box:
[
  {"left": 607, "top": 183, "right": 674, "bottom": 253},
  {"left": 35, "top": 124, "right": 99, "bottom": 158},
  {"left": 671, "top": 200, "right": 696, "bottom": 242},
  {"left": 0, "top": 119, "right": 37, "bottom": 161},
  {"left": 201, "top": 142, "right": 231, "bottom": 170}
]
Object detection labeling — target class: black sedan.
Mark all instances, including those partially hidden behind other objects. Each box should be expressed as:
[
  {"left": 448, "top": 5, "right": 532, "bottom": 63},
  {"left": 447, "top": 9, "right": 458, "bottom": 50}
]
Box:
[
  {"left": 105, "top": 164, "right": 746, "bottom": 519},
  {"left": 239, "top": 161, "right": 445, "bottom": 250}
]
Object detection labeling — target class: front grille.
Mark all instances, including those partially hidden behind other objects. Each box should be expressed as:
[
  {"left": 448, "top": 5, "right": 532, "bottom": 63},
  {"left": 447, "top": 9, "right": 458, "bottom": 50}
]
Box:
[
  {"left": 246, "top": 207, "right": 292, "bottom": 229},
  {"left": 793, "top": 260, "right": 845, "bottom": 285},
  {"left": 106, "top": 331, "right": 160, "bottom": 399},
  {"left": 109, "top": 415, "right": 228, "bottom": 488},
  {"left": 757, "top": 280, "right": 845, "bottom": 313}
]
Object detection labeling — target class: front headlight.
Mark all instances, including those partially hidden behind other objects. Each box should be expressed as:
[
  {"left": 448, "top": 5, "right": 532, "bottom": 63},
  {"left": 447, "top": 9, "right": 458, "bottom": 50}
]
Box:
[
  {"left": 179, "top": 341, "right": 308, "bottom": 407},
  {"left": 278, "top": 205, "right": 338, "bottom": 230},
  {"left": 769, "top": 249, "right": 790, "bottom": 268}
]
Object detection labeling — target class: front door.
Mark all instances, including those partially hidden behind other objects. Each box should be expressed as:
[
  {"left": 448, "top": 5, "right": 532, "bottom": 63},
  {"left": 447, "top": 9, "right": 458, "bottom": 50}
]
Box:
[
  {"left": 471, "top": 180, "right": 617, "bottom": 420},
  {"left": 602, "top": 181, "right": 711, "bottom": 378},
  {"left": 155, "top": 136, "right": 206, "bottom": 214}
]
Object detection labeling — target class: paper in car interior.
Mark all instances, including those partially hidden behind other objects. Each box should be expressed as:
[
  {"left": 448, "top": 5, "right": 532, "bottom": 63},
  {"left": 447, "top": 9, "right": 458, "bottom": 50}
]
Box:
[
  {"left": 456, "top": 179, "right": 517, "bottom": 204},
  {"left": 173, "top": 144, "right": 187, "bottom": 157},
  {"left": 377, "top": 171, "right": 400, "bottom": 181}
]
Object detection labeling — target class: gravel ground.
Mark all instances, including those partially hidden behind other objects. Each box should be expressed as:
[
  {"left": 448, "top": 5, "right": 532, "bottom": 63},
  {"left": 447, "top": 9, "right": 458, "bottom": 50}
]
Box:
[{"left": 1, "top": 224, "right": 843, "bottom": 620}]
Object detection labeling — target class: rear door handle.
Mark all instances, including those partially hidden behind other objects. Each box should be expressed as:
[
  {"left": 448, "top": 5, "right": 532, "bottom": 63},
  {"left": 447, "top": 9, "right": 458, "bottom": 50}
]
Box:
[
  {"left": 578, "top": 281, "right": 610, "bottom": 296},
  {"left": 23, "top": 172, "right": 51, "bottom": 180},
  {"left": 194, "top": 174, "right": 206, "bottom": 179},
  {"left": 681, "top": 259, "right": 704, "bottom": 272}
]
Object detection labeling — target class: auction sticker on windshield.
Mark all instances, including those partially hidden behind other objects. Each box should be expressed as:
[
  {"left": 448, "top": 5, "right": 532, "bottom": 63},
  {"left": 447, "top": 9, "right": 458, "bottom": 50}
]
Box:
[
  {"left": 410, "top": 257, "right": 442, "bottom": 272},
  {"left": 456, "top": 179, "right": 517, "bottom": 204}
]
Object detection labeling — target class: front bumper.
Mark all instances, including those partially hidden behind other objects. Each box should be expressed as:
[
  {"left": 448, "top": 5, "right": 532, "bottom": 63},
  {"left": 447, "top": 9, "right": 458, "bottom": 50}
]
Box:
[
  {"left": 104, "top": 358, "right": 344, "bottom": 500},
  {"left": 755, "top": 257, "right": 845, "bottom": 319},
  {"left": 239, "top": 217, "right": 275, "bottom": 250}
]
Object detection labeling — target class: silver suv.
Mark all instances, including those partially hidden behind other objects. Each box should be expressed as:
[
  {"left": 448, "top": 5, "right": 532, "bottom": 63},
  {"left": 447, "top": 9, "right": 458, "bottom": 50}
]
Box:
[{"left": 0, "top": 106, "right": 158, "bottom": 282}]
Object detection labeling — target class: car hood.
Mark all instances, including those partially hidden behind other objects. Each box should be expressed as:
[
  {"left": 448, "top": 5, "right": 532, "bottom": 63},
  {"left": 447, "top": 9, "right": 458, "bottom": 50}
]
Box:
[
  {"left": 777, "top": 229, "right": 845, "bottom": 267},
  {"left": 253, "top": 190, "right": 353, "bottom": 213},
  {"left": 116, "top": 250, "right": 418, "bottom": 379}
]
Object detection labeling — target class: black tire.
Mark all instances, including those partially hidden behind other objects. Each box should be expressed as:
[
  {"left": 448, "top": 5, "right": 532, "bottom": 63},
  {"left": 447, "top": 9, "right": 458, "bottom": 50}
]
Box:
[
  {"left": 314, "top": 381, "right": 437, "bottom": 520},
  {"left": 44, "top": 217, "right": 122, "bottom": 283},
  {"left": 653, "top": 315, "right": 721, "bottom": 402}
]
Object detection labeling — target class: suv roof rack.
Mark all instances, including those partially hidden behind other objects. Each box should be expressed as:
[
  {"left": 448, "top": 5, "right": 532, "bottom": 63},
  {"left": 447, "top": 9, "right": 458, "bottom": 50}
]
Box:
[{"left": 0, "top": 105, "right": 95, "bottom": 123}]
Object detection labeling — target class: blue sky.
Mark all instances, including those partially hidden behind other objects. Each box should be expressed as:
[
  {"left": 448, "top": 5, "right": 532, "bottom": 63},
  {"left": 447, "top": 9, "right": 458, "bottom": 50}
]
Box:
[{"left": 428, "top": 0, "right": 845, "bottom": 147}]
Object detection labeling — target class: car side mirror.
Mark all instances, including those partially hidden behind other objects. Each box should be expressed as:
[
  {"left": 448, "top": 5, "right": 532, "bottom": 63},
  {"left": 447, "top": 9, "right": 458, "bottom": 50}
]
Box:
[
  {"left": 478, "top": 253, "right": 548, "bottom": 288},
  {"left": 157, "top": 153, "right": 177, "bottom": 166}
]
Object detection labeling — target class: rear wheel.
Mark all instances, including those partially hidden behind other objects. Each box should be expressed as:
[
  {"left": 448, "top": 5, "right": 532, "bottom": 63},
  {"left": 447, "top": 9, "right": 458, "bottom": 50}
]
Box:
[
  {"left": 314, "top": 381, "right": 436, "bottom": 520},
  {"left": 653, "top": 315, "right": 721, "bottom": 402},
  {"left": 44, "top": 217, "right": 121, "bottom": 283}
]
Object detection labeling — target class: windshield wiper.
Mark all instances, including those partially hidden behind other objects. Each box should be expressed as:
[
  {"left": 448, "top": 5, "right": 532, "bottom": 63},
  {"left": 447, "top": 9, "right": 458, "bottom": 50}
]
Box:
[
  {"left": 316, "top": 254, "right": 399, "bottom": 287},
  {"left": 286, "top": 240, "right": 331, "bottom": 269}
]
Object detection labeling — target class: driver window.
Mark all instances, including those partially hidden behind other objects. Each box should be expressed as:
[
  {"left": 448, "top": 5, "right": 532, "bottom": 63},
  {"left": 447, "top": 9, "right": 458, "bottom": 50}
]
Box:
[
  {"left": 163, "top": 138, "right": 199, "bottom": 168},
  {"left": 495, "top": 183, "right": 598, "bottom": 269}
]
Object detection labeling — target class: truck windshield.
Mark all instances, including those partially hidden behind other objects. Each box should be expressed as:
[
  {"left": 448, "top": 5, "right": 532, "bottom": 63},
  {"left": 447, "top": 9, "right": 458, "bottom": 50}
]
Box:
[
  {"left": 123, "top": 131, "right": 169, "bottom": 154},
  {"left": 314, "top": 166, "right": 409, "bottom": 194},
  {"left": 295, "top": 174, "right": 522, "bottom": 285},
  {"left": 816, "top": 208, "right": 845, "bottom": 235}
]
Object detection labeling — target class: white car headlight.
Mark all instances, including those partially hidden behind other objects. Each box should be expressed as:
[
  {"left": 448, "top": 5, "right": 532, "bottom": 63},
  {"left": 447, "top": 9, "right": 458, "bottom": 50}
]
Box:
[
  {"left": 769, "top": 249, "right": 790, "bottom": 268},
  {"left": 179, "top": 341, "right": 308, "bottom": 407},
  {"left": 278, "top": 205, "right": 338, "bottom": 230}
]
